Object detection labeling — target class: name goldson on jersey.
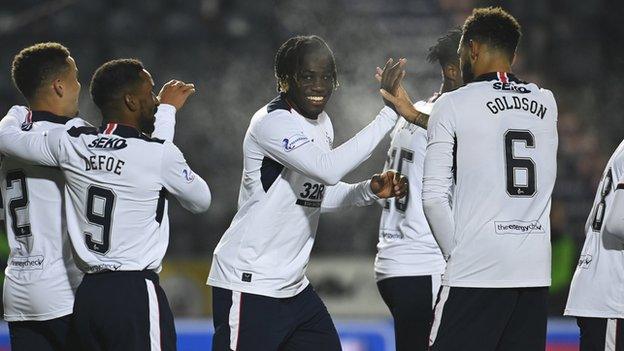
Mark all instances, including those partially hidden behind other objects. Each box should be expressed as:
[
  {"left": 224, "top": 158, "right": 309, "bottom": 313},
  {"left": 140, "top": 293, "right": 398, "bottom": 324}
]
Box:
[
  {"left": 485, "top": 96, "right": 547, "bottom": 119},
  {"left": 84, "top": 136, "right": 127, "bottom": 175}
]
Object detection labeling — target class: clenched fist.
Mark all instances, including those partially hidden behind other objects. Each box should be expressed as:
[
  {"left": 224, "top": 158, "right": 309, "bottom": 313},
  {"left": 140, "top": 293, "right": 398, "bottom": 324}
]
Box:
[
  {"left": 370, "top": 170, "right": 408, "bottom": 199},
  {"left": 158, "top": 79, "right": 196, "bottom": 110}
]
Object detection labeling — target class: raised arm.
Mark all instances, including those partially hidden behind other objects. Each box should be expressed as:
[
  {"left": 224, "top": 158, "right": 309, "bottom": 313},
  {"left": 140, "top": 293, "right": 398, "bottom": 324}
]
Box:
[
  {"left": 422, "top": 96, "right": 457, "bottom": 260},
  {"left": 0, "top": 106, "right": 62, "bottom": 167},
  {"left": 152, "top": 79, "right": 196, "bottom": 141},
  {"left": 161, "top": 142, "right": 211, "bottom": 213},
  {"left": 255, "top": 107, "right": 398, "bottom": 185}
]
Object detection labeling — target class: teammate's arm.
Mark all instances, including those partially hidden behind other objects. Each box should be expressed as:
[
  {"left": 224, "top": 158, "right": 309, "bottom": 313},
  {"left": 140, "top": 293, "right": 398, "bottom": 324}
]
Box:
[
  {"left": 161, "top": 142, "right": 211, "bottom": 213},
  {"left": 255, "top": 107, "right": 398, "bottom": 186},
  {"left": 0, "top": 106, "right": 62, "bottom": 167},
  {"left": 422, "top": 96, "right": 456, "bottom": 259}
]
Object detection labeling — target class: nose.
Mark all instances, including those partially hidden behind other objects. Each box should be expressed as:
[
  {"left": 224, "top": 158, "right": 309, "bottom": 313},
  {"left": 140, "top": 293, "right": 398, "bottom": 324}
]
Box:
[{"left": 310, "top": 78, "right": 329, "bottom": 94}]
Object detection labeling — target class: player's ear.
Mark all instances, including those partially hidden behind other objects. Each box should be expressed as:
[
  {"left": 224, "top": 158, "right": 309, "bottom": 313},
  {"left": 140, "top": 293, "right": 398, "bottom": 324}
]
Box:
[
  {"left": 469, "top": 39, "right": 479, "bottom": 60},
  {"left": 124, "top": 93, "right": 139, "bottom": 112},
  {"left": 52, "top": 79, "right": 64, "bottom": 98}
]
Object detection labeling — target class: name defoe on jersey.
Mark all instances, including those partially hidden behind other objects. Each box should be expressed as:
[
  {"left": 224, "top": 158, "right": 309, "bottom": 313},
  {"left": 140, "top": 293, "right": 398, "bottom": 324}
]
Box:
[{"left": 84, "top": 136, "right": 127, "bottom": 175}]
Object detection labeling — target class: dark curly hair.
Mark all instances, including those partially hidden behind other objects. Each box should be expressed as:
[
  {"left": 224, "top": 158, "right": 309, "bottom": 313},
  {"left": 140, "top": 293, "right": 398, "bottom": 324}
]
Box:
[
  {"left": 274, "top": 35, "right": 338, "bottom": 93},
  {"left": 90, "top": 59, "right": 144, "bottom": 114},
  {"left": 11, "top": 42, "right": 71, "bottom": 100},
  {"left": 462, "top": 7, "right": 522, "bottom": 59},
  {"left": 427, "top": 29, "right": 462, "bottom": 67}
]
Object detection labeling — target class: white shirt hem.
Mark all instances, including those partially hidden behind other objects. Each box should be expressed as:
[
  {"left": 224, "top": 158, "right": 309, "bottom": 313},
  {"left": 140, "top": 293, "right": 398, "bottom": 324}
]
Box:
[
  {"left": 443, "top": 279, "right": 551, "bottom": 288},
  {"left": 564, "top": 308, "right": 624, "bottom": 319},
  {"left": 207, "top": 277, "right": 309, "bottom": 299},
  {"left": 4, "top": 307, "right": 73, "bottom": 322},
  {"left": 375, "top": 269, "right": 445, "bottom": 282}
]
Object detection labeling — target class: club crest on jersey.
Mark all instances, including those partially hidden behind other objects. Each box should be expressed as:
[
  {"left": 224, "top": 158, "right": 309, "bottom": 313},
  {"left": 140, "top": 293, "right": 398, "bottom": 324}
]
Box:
[
  {"left": 282, "top": 133, "right": 310, "bottom": 152},
  {"left": 182, "top": 169, "right": 195, "bottom": 183},
  {"left": 88, "top": 136, "right": 128, "bottom": 150}
]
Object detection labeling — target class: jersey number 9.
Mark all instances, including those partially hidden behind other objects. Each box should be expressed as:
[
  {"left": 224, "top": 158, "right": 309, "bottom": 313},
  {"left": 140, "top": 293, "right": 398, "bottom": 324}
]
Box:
[{"left": 85, "top": 186, "right": 116, "bottom": 254}]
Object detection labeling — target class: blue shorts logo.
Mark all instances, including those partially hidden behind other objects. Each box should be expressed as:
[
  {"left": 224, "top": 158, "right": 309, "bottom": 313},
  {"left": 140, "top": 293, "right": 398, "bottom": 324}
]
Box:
[{"left": 282, "top": 133, "right": 310, "bottom": 152}]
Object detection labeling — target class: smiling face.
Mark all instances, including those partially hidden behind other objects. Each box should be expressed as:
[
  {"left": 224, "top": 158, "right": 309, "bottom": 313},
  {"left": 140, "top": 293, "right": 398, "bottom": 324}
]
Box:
[{"left": 286, "top": 48, "right": 335, "bottom": 119}]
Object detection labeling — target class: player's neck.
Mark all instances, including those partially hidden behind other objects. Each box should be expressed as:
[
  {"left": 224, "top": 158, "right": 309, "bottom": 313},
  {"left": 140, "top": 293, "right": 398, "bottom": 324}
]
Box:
[
  {"left": 29, "top": 99, "right": 70, "bottom": 117},
  {"left": 440, "top": 79, "right": 455, "bottom": 94},
  {"left": 100, "top": 108, "right": 142, "bottom": 131},
  {"left": 473, "top": 60, "right": 512, "bottom": 78},
  {"left": 102, "top": 119, "right": 140, "bottom": 130}
]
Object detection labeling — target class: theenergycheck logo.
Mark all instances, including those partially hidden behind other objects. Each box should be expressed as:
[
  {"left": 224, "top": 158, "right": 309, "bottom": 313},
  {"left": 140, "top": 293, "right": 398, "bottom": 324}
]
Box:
[
  {"left": 494, "top": 220, "right": 545, "bottom": 235},
  {"left": 10, "top": 255, "right": 44, "bottom": 270}
]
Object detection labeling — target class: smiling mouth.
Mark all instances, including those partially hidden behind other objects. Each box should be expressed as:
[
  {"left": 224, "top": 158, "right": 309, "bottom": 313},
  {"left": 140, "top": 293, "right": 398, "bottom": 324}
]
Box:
[{"left": 306, "top": 96, "right": 326, "bottom": 105}]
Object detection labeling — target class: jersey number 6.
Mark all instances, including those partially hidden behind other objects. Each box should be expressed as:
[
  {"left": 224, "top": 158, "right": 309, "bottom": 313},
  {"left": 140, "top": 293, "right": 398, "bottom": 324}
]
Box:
[{"left": 504, "top": 130, "right": 536, "bottom": 197}]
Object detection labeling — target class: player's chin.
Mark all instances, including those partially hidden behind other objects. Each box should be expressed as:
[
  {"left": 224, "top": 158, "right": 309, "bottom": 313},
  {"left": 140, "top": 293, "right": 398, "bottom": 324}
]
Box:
[{"left": 302, "top": 103, "right": 325, "bottom": 118}]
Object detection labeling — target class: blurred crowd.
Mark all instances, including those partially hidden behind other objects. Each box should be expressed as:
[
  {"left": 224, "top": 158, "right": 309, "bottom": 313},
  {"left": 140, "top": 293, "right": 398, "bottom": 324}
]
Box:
[{"left": 0, "top": 0, "right": 621, "bottom": 315}]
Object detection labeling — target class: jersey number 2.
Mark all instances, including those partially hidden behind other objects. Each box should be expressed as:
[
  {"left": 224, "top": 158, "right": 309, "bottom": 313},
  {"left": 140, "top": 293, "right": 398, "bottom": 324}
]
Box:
[
  {"left": 86, "top": 186, "right": 116, "bottom": 254},
  {"left": 504, "top": 130, "right": 536, "bottom": 197},
  {"left": 6, "top": 170, "right": 31, "bottom": 237}
]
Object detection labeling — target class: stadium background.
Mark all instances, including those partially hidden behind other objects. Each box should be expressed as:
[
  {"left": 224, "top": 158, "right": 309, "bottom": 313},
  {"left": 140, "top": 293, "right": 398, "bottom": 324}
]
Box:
[{"left": 0, "top": 0, "right": 621, "bottom": 350}]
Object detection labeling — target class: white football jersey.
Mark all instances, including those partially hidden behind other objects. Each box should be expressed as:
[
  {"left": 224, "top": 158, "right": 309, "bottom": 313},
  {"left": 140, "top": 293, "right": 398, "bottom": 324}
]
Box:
[
  {"left": 1, "top": 109, "right": 84, "bottom": 321},
  {"left": 565, "top": 140, "right": 624, "bottom": 319},
  {"left": 0, "top": 109, "right": 210, "bottom": 276},
  {"left": 375, "top": 99, "right": 445, "bottom": 281},
  {"left": 208, "top": 94, "right": 398, "bottom": 298},
  {"left": 423, "top": 72, "right": 558, "bottom": 288}
]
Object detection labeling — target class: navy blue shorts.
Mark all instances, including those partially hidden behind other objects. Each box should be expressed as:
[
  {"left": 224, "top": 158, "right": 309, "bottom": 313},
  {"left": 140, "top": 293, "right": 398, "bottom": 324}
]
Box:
[
  {"left": 67, "top": 270, "right": 176, "bottom": 351},
  {"left": 212, "top": 285, "right": 341, "bottom": 351},
  {"left": 9, "top": 314, "right": 71, "bottom": 351},
  {"left": 377, "top": 275, "right": 440, "bottom": 351},
  {"left": 430, "top": 286, "right": 548, "bottom": 351},
  {"left": 577, "top": 317, "right": 624, "bottom": 351}
]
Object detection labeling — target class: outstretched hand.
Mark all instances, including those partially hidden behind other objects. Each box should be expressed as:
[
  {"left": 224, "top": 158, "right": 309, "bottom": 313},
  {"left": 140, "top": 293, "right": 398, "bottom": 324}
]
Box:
[
  {"left": 378, "top": 58, "right": 406, "bottom": 108},
  {"left": 370, "top": 170, "right": 408, "bottom": 199},
  {"left": 158, "top": 80, "right": 196, "bottom": 110},
  {"left": 375, "top": 66, "right": 429, "bottom": 129}
]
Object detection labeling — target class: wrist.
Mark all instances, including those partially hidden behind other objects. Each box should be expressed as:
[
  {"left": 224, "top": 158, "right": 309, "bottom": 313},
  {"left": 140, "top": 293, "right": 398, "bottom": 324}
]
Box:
[
  {"left": 156, "top": 103, "right": 177, "bottom": 118},
  {"left": 365, "top": 179, "right": 380, "bottom": 200}
]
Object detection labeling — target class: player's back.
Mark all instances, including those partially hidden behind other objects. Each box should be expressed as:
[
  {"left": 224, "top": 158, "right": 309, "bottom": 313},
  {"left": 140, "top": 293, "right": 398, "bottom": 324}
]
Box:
[
  {"left": 59, "top": 123, "right": 181, "bottom": 273},
  {"left": 440, "top": 72, "right": 558, "bottom": 287},
  {"left": 0, "top": 111, "right": 84, "bottom": 321}
]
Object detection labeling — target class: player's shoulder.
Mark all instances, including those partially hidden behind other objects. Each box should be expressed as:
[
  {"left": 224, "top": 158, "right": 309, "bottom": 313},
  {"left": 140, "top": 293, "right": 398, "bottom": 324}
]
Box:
[
  {"left": 251, "top": 94, "right": 296, "bottom": 132},
  {"left": 610, "top": 140, "right": 624, "bottom": 169}
]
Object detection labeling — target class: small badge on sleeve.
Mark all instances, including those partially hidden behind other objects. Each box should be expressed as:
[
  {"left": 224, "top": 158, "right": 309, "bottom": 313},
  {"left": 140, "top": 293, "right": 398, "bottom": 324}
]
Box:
[
  {"left": 282, "top": 132, "right": 310, "bottom": 152},
  {"left": 182, "top": 169, "right": 195, "bottom": 183}
]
